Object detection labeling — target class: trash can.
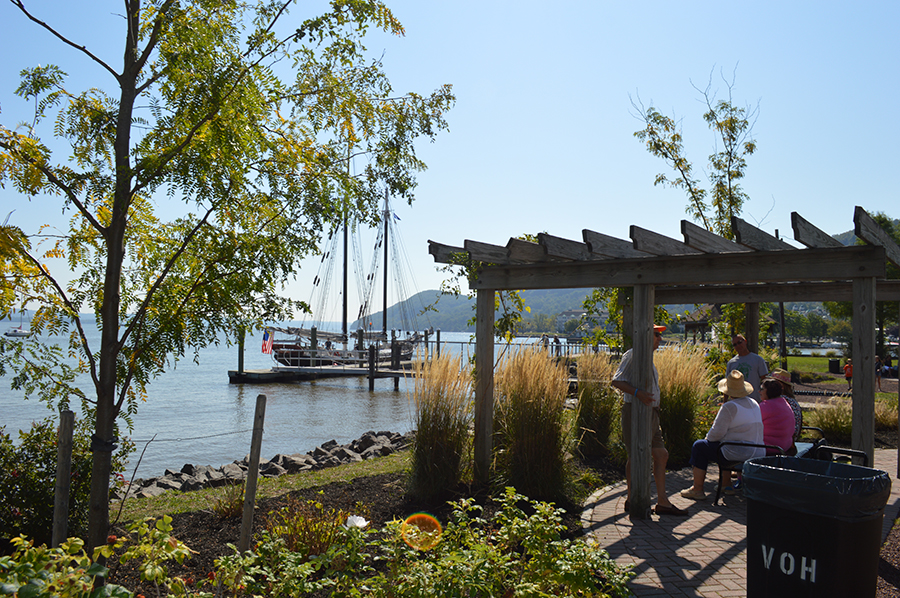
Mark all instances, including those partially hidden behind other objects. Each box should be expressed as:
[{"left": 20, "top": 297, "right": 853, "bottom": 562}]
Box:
[
  {"left": 743, "top": 456, "right": 891, "bottom": 598},
  {"left": 828, "top": 358, "right": 840, "bottom": 374}
]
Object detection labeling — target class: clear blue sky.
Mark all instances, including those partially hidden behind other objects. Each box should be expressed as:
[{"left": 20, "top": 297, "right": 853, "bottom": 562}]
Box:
[{"left": 2, "top": 1, "right": 898, "bottom": 314}]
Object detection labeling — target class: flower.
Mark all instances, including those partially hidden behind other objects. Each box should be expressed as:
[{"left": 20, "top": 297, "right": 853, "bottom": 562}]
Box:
[{"left": 344, "top": 515, "right": 369, "bottom": 529}]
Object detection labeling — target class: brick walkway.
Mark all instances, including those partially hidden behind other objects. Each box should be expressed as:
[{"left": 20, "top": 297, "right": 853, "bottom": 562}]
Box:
[{"left": 581, "top": 449, "right": 900, "bottom": 597}]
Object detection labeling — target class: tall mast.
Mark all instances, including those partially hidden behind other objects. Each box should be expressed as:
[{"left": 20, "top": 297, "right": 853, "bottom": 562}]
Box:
[
  {"left": 342, "top": 207, "right": 348, "bottom": 341},
  {"left": 382, "top": 188, "right": 389, "bottom": 337}
]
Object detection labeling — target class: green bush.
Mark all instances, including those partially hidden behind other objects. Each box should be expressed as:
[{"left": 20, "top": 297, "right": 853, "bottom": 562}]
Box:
[
  {"left": 215, "top": 488, "right": 632, "bottom": 598},
  {"left": 575, "top": 353, "right": 619, "bottom": 459},
  {"left": 0, "top": 536, "right": 133, "bottom": 598},
  {"left": 0, "top": 417, "right": 130, "bottom": 549},
  {"left": 806, "top": 398, "right": 853, "bottom": 444},
  {"left": 408, "top": 353, "right": 472, "bottom": 500}
]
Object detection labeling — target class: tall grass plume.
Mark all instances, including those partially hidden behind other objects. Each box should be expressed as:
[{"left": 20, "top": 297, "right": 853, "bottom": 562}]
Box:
[
  {"left": 654, "top": 343, "right": 714, "bottom": 466},
  {"left": 575, "top": 352, "right": 619, "bottom": 460},
  {"left": 408, "top": 353, "right": 473, "bottom": 500},
  {"left": 494, "top": 348, "right": 570, "bottom": 500}
]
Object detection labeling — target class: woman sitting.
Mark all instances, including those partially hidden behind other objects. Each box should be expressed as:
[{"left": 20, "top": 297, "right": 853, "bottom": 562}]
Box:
[
  {"left": 680, "top": 370, "right": 764, "bottom": 501},
  {"left": 759, "top": 379, "right": 795, "bottom": 455},
  {"left": 764, "top": 368, "right": 802, "bottom": 442}
]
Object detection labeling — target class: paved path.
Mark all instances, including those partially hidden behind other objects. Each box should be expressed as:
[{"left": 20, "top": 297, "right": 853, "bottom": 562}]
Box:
[{"left": 582, "top": 449, "right": 900, "bottom": 597}]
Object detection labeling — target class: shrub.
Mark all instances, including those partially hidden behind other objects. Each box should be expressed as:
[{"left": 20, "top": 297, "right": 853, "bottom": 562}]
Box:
[
  {"left": 263, "top": 498, "right": 351, "bottom": 560},
  {"left": 0, "top": 536, "right": 133, "bottom": 598},
  {"left": 875, "top": 397, "right": 898, "bottom": 431},
  {"left": 574, "top": 352, "right": 619, "bottom": 459},
  {"left": 806, "top": 398, "right": 853, "bottom": 444},
  {"left": 368, "top": 488, "right": 632, "bottom": 597},
  {"left": 494, "top": 349, "right": 570, "bottom": 500},
  {"left": 0, "top": 417, "right": 130, "bottom": 548},
  {"left": 655, "top": 344, "right": 714, "bottom": 466},
  {"left": 408, "top": 353, "right": 472, "bottom": 500},
  {"left": 211, "top": 480, "right": 245, "bottom": 519}
]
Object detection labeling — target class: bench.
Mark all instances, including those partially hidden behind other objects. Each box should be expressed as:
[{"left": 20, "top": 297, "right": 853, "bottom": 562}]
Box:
[{"left": 714, "top": 427, "right": 869, "bottom": 505}]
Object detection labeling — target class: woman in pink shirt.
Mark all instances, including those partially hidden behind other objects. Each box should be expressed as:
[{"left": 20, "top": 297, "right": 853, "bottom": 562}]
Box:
[{"left": 759, "top": 379, "right": 795, "bottom": 454}]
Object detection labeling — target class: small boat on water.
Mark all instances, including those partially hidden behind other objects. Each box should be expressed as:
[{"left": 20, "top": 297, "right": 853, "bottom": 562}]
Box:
[
  {"left": 4, "top": 309, "right": 31, "bottom": 338},
  {"left": 4, "top": 325, "right": 31, "bottom": 338}
]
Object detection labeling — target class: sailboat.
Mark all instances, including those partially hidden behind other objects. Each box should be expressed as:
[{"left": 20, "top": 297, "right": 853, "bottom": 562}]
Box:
[
  {"left": 268, "top": 191, "right": 428, "bottom": 368},
  {"left": 4, "top": 309, "right": 31, "bottom": 338}
]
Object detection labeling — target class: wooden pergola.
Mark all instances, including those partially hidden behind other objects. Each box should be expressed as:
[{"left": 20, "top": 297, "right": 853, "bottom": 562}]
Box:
[{"left": 429, "top": 206, "right": 900, "bottom": 519}]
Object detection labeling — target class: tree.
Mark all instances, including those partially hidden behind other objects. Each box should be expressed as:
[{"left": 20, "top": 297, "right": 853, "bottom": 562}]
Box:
[
  {"left": 632, "top": 67, "right": 758, "bottom": 239},
  {"left": 0, "top": 0, "right": 453, "bottom": 551},
  {"left": 824, "top": 211, "right": 900, "bottom": 355}
]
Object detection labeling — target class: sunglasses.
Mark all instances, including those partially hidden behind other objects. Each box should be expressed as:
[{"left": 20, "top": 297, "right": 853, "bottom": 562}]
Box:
[{"left": 732, "top": 339, "right": 744, "bottom": 346}]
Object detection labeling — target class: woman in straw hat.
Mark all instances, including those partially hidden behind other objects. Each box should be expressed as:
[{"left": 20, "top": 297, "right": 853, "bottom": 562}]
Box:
[{"left": 680, "top": 370, "right": 764, "bottom": 501}]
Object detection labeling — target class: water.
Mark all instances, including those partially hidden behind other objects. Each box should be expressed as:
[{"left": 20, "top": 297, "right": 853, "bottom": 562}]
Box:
[{"left": 1, "top": 322, "right": 483, "bottom": 480}]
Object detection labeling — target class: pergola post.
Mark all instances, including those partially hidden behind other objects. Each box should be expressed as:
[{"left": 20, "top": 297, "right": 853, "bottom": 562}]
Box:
[
  {"left": 745, "top": 302, "right": 760, "bottom": 353},
  {"left": 474, "top": 289, "right": 495, "bottom": 486},
  {"left": 629, "top": 284, "right": 655, "bottom": 520},
  {"left": 852, "top": 276, "right": 876, "bottom": 465}
]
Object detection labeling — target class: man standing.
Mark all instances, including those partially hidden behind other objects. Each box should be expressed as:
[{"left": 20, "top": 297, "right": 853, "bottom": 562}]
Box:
[
  {"left": 726, "top": 334, "right": 768, "bottom": 400},
  {"left": 612, "top": 324, "right": 688, "bottom": 516}
]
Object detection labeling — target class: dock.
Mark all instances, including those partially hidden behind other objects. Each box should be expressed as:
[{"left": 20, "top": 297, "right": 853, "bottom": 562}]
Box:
[{"left": 228, "top": 363, "right": 411, "bottom": 389}]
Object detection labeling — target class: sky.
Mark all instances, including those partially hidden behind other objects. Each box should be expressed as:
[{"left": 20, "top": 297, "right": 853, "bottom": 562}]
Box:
[{"left": 1, "top": 1, "right": 899, "bottom": 316}]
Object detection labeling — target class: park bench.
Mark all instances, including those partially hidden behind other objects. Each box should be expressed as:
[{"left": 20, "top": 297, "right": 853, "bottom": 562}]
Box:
[{"left": 713, "top": 427, "right": 869, "bottom": 505}]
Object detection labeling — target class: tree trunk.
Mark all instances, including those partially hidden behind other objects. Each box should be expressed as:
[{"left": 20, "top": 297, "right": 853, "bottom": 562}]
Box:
[{"left": 87, "top": 0, "right": 140, "bottom": 552}]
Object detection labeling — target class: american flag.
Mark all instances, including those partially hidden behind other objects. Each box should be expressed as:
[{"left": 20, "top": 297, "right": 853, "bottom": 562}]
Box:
[{"left": 261, "top": 330, "right": 274, "bottom": 354}]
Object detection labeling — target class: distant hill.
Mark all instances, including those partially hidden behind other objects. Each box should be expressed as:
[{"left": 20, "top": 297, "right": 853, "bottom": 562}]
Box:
[
  {"left": 359, "top": 288, "right": 694, "bottom": 333},
  {"left": 832, "top": 218, "right": 899, "bottom": 246}
]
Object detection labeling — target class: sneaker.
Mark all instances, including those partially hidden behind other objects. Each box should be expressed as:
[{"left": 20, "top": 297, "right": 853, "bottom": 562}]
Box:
[
  {"left": 680, "top": 487, "right": 707, "bottom": 500},
  {"left": 723, "top": 485, "right": 740, "bottom": 495}
]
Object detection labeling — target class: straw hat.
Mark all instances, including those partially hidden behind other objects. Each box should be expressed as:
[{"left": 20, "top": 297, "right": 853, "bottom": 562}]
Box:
[
  {"left": 764, "top": 368, "right": 792, "bottom": 388},
  {"left": 717, "top": 370, "right": 753, "bottom": 398}
]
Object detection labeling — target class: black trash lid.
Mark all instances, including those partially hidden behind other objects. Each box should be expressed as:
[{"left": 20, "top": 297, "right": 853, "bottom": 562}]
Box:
[{"left": 742, "top": 455, "right": 892, "bottom": 521}]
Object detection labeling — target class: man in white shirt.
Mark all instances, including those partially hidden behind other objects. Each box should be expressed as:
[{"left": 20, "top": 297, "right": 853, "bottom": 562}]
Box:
[{"left": 612, "top": 325, "right": 688, "bottom": 517}]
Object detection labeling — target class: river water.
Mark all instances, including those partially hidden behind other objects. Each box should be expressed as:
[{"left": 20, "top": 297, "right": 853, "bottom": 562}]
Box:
[{"left": 1, "top": 320, "right": 485, "bottom": 480}]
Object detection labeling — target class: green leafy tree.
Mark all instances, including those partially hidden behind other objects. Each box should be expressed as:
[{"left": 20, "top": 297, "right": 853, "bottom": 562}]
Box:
[
  {"left": 0, "top": 0, "right": 453, "bottom": 551},
  {"left": 632, "top": 68, "right": 758, "bottom": 239}
]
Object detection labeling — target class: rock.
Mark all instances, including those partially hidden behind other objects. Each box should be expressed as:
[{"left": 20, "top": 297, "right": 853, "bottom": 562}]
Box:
[{"left": 122, "top": 429, "right": 410, "bottom": 499}]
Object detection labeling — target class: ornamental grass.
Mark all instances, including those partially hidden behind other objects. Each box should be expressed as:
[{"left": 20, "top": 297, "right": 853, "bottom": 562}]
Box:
[
  {"left": 574, "top": 352, "right": 619, "bottom": 460},
  {"left": 493, "top": 347, "right": 570, "bottom": 501},
  {"left": 654, "top": 343, "right": 715, "bottom": 466},
  {"left": 407, "top": 352, "right": 473, "bottom": 501}
]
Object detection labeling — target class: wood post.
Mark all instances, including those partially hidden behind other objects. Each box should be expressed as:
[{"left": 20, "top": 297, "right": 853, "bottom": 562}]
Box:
[
  {"left": 436, "top": 329, "right": 441, "bottom": 358},
  {"left": 852, "top": 277, "right": 876, "bottom": 465},
  {"left": 745, "top": 303, "right": 760, "bottom": 354},
  {"left": 368, "top": 345, "right": 376, "bottom": 391},
  {"left": 474, "top": 289, "right": 495, "bottom": 486},
  {"left": 238, "top": 327, "right": 245, "bottom": 374},
  {"left": 52, "top": 410, "right": 75, "bottom": 547},
  {"left": 239, "top": 394, "right": 266, "bottom": 553},
  {"left": 629, "top": 284, "right": 654, "bottom": 520}
]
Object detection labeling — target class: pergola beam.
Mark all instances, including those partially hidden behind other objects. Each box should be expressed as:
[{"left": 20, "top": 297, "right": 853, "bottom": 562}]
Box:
[{"left": 471, "top": 246, "right": 885, "bottom": 290}]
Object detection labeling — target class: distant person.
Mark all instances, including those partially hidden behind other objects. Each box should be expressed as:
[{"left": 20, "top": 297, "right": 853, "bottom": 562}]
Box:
[
  {"left": 680, "top": 370, "right": 765, "bottom": 501},
  {"left": 843, "top": 358, "right": 853, "bottom": 390},
  {"left": 876, "top": 355, "right": 883, "bottom": 392},
  {"left": 612, "top": 324, "right": 688, "bottom": 516},
  {"left": 553, "top": 335, "right": 562, "bottom": 357},
  {"left": 540, "top": 334, "right": 549, "bottom": 350},
  {"left": 726, "top": 334, "right": 768, "bottom": 400}
]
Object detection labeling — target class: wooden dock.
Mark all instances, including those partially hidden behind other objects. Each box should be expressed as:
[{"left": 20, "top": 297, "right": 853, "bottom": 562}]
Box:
[{"left": 228, "top": 364, "right": 410, "bottom": 388}]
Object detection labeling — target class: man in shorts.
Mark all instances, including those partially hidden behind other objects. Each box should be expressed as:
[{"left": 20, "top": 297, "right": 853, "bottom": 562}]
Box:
[{"left": 612, "top": 325, "right": 688, "bottom": 516}]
